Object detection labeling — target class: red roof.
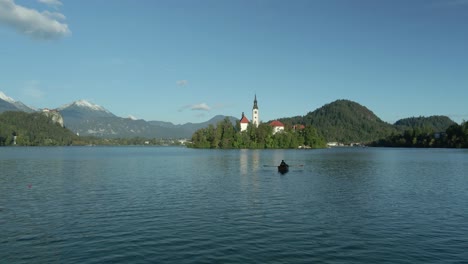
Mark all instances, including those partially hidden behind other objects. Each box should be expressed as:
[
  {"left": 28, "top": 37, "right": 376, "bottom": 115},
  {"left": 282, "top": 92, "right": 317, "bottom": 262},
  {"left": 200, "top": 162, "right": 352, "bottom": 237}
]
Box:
[
  {"left": 270, "top": 120, "right": 284, "bottom": 127},
  {"left": 240, "top": 115, "right": 250, "bottom": 123}
]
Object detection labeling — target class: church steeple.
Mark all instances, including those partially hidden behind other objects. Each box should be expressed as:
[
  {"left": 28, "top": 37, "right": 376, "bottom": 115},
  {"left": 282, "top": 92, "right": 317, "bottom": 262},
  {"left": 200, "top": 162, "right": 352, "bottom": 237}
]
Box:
[
  {"left": 253, "top": 94, "right": 258, "bottom": 110},
  {"left": 252, "top": 94, "right": 259, "bottom": 127}
]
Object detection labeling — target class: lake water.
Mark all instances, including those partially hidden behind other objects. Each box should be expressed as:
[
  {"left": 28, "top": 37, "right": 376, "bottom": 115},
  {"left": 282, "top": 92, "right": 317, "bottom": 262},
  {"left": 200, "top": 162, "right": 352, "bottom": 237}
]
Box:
[{"left": 1, "top": 147, "right": 467, "bottom": 263}]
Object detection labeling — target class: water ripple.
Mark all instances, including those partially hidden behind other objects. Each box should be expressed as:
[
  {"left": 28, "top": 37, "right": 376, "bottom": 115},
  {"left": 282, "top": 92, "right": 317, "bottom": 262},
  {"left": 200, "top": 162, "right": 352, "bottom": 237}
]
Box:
[{"left": 1, "top": 147, "right": 468, "bottom": 263}]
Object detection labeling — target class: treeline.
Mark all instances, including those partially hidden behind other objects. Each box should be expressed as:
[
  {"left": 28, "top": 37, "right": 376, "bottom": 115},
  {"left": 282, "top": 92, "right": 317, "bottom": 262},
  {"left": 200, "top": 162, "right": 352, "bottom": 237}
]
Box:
[
  {"left": 394, "top": 115, "right": 455, "bottom": 132},
  {"left": 0, "top": 111, "right": 185, "bottom": 146},
  {"left": 0, "top": 111, "right": 78, "bottom": 146},
  {"left": 188, "top": 117, "right": 326, "bottom": 149},
  {"left": 371, "top": 121, "right": 468, "bottom": 148}
]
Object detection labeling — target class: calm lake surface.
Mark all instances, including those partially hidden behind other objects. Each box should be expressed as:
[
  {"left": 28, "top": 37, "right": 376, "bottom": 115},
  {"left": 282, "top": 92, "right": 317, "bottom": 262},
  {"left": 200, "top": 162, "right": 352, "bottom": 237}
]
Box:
[{"left": 1, "top": 147, "right": 467, "bottom": 263}]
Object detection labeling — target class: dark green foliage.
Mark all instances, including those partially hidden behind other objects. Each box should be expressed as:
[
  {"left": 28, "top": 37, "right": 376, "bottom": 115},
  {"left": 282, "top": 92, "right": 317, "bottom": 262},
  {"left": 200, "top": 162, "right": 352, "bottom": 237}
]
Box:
[
  {"left": 0, "top": 111, "right": 78, "bottom": 146},
  {"left": 372, "top": 121, "right": 468, "bottom": 148},
  {"left": 394, "top": 116, "right": 456, "bottom": 133},
  {"left": 444, "top": 122, "right": 468, "bottom": 148},
  {"left": 279, "top": 100, "right": 396, "bottom": 144},
  {"left": 188, "top": 117, "right": 326, "bottom": 149}
]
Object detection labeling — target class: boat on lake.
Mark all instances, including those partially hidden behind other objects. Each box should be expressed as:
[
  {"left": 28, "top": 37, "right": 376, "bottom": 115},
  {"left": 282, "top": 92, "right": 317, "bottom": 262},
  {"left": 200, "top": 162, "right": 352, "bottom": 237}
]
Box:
[
  {"left": 278, "top": 164, "right": 289, "bottom": 174},
  {"left": 278, "top": 165, "right": 289, "bottom": 173},
  {"left": 278, "top": 160, "right": 289, "bottom": 174}
]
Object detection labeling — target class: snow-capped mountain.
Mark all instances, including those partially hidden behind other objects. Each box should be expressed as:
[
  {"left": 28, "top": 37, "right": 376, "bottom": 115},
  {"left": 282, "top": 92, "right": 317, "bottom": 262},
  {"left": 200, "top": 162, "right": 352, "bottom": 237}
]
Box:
[
  {"left": 1, "top": 94, "right": 237, "bottom": 139},
  {"left": 0, "top": 91, "right": 35, "bottom": 113},
  {"left": 0, "top": 91, "right": 15, "bottom": 104},
  {"left": 58, "top": 100, "right": 237, "bottom": 138},
  {"left": 58, "top": 99, "right": 115, "bottom": 118}
]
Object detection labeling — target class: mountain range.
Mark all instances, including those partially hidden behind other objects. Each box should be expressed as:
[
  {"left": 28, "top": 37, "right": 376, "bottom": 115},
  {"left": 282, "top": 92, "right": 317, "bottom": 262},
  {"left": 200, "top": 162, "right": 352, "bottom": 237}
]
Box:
[
  {"left": 0, "top": 92, "right": 237, "bottom": 138},
  {"left": 57, "top": 99, "right": 237, "bottom": 138},
  {"left": 0, "top": 91, "right": 35, "bottom": 113},
  {"left": 0, "top": 91, "right": 457, "bottom": 142}
]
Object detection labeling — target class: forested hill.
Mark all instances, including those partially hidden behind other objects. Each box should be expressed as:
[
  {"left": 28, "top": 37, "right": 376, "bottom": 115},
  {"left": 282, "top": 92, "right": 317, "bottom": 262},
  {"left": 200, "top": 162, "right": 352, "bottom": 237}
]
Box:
[
  {"left": 0, "top": 111, "right": 78, "bottom": 146},
  {"left": 278, "top": 99, "right": 396, "bottom": 143},
  {"left": 394, "top": 116, "right": 456, "bottom": 132}
]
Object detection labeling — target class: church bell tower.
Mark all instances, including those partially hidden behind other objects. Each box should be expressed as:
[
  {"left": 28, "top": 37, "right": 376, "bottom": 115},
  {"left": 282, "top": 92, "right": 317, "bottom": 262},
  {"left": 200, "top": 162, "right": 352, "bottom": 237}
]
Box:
[{"left": 252, "top": 94, "right": 259, "bottom": 127}]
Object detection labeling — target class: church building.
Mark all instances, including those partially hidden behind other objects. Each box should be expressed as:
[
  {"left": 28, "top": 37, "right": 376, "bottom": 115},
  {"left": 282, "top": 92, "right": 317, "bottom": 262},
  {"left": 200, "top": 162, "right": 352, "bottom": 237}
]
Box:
[
  {"left": 252, "top": 94, "right": 259, "bottom": 127},
  {"left": 239, "top": 112, "right": 249, "bottom": 132},
  {"left": 240, "top": 95, "right": 259, "bottom": 132},
  {"left": 239, "top": 95, "right": 286, "bottom": 135}
]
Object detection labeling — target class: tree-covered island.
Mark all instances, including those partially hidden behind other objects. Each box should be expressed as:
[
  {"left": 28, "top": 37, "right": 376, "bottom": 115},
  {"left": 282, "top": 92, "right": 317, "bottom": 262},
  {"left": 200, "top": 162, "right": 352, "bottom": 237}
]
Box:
[{"left": 188, "top": 117, "right": 326, "bottom": 149}]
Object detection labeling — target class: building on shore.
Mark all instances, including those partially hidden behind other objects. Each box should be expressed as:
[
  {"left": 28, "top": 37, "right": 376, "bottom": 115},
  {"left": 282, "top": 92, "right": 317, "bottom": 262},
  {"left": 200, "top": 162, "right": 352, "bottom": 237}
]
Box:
[
  {"left": 270, "top": 120, "right": 285, "bottom": 134},
  {"left": 240, "top": 112, "right": 250, "bottom": 132}
]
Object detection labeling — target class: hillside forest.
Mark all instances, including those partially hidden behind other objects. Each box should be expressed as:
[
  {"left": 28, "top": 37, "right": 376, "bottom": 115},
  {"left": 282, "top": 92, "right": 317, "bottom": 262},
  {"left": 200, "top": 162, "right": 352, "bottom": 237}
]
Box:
[{"left": 0, "top": 111, "right": 183, "bottom": 146}]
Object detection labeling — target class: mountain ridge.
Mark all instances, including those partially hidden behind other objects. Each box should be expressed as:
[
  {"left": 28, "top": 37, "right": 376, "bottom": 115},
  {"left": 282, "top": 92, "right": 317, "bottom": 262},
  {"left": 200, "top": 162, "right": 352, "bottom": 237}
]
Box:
[
  {"left": 0, "top": 91, "right": 35, "bottom": 113},
  {"left": 57, "top": 99, "right": 237, "bottom": 138},
  {"left": 0, "top": 92, "right": 237, "bottom": 138},
  {"left": 0, "top": 91, "right": 457, "bottom": 141},
  {"left": 58, "top": 99, "right": 113, "bottom": 114}
]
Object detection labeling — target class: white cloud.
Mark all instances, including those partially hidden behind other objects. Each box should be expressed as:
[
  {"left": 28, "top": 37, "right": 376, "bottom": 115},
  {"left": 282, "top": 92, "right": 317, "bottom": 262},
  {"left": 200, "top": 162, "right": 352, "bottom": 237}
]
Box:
[
  {"left": 179, "top": 103, "right": 211, "bottom": 112},
  {"left": 191, "top": 103, "right": 211, "bottom": 111},
  {"left": 176, "top": 80, "right": 188, "bottom": 87},
  {"left": 0, "top": 0, "right": 70, "bottom": 40},
  {"left": 42, "top": 10, "right": 65, "bottom": 21},
  {"left": 38, "top": 0, "right": 63, "bottom": 7}
]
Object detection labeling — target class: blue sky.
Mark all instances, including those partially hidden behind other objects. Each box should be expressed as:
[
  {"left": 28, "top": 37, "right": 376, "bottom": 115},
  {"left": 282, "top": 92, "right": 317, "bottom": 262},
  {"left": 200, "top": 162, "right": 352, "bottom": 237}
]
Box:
[{"left": 1, "top": 0, "right": 467, "bottom": 124}]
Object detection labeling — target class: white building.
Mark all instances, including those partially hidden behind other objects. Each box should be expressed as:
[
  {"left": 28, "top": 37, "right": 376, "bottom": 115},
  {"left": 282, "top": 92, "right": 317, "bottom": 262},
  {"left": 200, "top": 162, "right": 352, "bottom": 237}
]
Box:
[
  {"left": 239, "top": 95, "right": 260, "bottom": 132},
  {"left": 270, "top": 120, "right": 285, "bottom": 134},
  {"left": 240, "top": 112, "right": 250, "bottom": 132},
  {"left": 252, "top": 94, "right": 259, "bottom": 128}
]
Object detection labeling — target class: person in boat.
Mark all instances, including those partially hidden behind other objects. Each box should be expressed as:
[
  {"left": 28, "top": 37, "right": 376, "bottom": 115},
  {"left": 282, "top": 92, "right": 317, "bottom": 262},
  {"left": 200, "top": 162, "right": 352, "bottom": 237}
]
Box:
[{"left": 280, "top": 160, "right": 288, "bottom": 167}]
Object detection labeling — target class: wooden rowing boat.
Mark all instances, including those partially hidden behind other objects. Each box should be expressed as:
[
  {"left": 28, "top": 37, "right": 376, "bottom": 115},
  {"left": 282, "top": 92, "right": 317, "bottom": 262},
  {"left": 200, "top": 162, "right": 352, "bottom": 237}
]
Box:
[{"left": 278, "top": 165, "right": 289, "bottom": 174}]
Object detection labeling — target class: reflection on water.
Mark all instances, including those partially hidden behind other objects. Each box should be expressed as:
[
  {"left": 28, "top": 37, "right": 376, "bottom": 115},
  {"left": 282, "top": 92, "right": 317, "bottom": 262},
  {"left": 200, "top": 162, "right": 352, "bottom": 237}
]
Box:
[
  {"left": 239, "top": 149, "right": 261, "bottom": 176},
  {"left": 1, "top": 147, "right": 467, "bottom": 263},
  {"left": 239, "top": 149, "right": 248, "bottom": 175}
]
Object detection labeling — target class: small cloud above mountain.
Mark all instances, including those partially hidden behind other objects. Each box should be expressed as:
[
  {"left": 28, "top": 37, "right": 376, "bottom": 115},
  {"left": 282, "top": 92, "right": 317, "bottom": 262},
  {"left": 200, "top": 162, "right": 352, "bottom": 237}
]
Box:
[
  {"left": 178, "top": 103, "right": 211, "bottom": 112},
  {"left": 191, "top": 103, "right": 210, "bottom": 111}
]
